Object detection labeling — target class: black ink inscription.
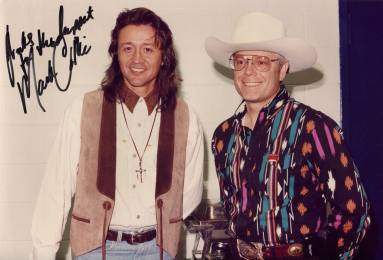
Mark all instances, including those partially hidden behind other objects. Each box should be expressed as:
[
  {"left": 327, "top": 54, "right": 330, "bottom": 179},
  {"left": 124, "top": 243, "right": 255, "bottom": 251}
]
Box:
[{"left": 5, "top": 5, "right": 94, "bottom": 113}]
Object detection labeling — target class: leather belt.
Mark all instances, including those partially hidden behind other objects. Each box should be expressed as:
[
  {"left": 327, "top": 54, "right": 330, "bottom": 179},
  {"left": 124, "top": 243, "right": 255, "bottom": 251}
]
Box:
[
  {"left": 106, "top": 229, "right": 156, "bottom": 244},
  {"left": 237, "top": 239, "right": 304, "bottom": 259},
  {"left": 263, "top": 243, "right": 304, "bottom": 259}
]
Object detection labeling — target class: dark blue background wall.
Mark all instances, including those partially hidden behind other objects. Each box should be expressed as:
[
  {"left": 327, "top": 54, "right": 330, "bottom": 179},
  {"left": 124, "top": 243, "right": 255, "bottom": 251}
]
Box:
[{"left": 339, "top": 1, "right": 383, "bottom": 259}]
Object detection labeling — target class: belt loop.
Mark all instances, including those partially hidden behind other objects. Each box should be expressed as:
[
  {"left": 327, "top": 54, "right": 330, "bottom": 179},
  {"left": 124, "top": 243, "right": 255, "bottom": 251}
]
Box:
[
  {"left": 117, "top": 231, "right": 123, "bottom": 243},
  {"left": 271, "top": 246, "right": 276, "bottom": 258}
]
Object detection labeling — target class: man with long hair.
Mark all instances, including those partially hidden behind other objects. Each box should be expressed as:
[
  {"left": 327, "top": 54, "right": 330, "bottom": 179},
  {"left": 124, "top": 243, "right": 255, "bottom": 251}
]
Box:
[{"left": 31, "top": 7, "right": 204, "bottom": 260}]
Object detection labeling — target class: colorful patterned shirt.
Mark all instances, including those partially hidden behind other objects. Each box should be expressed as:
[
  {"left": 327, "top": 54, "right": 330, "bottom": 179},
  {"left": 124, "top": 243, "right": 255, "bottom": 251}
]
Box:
[{"left": 211, "top": 86, "right": 370, "bottom": 259}]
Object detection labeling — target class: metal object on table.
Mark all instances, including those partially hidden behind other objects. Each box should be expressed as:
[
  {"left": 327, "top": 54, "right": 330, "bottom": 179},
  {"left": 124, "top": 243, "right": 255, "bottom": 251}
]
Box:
[{"left": 184, "top": 200, "right": 231, "bottom": 260}]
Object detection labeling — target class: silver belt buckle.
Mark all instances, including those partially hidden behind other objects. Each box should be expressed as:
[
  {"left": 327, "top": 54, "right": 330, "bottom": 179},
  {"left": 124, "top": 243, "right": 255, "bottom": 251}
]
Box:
[
  {"left": 130, "top": 232, "right": 138, "bottom": 244},
  {"left": 252, "top": 242, "right": 264, "bottom": 260},
  {"left": 237, "top": 239, "right": 264, "bottom": 260},
  {"left": 287, "top": 243, "right": 304, "bottom": 257},
  {"left": 125, "top": 230, "right": 140, "bottom": 244}
]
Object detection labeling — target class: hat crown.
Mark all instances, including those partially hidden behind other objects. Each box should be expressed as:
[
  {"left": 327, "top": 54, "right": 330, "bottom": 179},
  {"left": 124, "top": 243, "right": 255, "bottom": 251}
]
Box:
[
  {"left": 232, "top": 12, "right": 286, "bottom": 44},
  {"left": 204, "top": 12, "right": 317, "bottom": 72}
]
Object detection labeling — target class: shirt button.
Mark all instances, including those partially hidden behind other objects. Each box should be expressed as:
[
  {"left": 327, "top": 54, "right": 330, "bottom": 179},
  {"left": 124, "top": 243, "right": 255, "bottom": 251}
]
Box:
[
  {"left": 122, "top": 139, "right": 127, "bottom": 143},
  {"left": 133, "top": 154, "right": 137, "bottom": 158},
  {"left": 136, "top": 215, "right": 140, "bottom": 219},
  {"left": 139, "top": 99, "right": 143, "bottom": 103},
  {"left": 132, "top": 184, "right": 136, "bottom": 189},
  {"left": 137, "top": 123, "right": 142, "bottom": 127}
]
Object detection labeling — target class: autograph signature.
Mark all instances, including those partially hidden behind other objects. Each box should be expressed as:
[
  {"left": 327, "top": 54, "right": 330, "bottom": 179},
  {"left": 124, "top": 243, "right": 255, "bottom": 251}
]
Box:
[{"left": 5, "top": 5, "right": 94, "bottom": 113}]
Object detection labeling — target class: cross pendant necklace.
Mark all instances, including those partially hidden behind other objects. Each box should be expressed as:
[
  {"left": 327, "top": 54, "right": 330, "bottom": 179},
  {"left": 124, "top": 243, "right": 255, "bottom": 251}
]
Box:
[
  {"left": 120, "top": 101, "right": 159, "bottom": 183},
  {"left": 135, "top": 160, "right": 146, "bottom": 183}
]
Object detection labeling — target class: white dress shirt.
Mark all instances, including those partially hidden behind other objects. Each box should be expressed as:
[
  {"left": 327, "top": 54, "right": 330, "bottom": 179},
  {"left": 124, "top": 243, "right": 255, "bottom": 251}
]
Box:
[{"left": 30, "top": 94, "right": 204, "bottom": 259}]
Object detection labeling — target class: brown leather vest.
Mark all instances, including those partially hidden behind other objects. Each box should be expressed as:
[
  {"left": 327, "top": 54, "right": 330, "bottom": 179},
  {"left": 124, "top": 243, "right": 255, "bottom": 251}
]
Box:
[{"left": 69, "top": 90, "right": 189, "bottom": 258}]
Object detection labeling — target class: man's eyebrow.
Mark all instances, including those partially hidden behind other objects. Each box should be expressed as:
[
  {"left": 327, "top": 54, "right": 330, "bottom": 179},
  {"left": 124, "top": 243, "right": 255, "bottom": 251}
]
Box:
[{"left": 119, "top": 35, "right": 157, "bottom": 46}]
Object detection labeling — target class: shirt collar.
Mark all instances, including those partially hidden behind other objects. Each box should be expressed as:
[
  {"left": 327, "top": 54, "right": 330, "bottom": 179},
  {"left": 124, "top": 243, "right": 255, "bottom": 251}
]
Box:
[
  {"left": 118, "top": 85, "right": 159, "bottom": 115},
  {"left": 235, "top": 85, "right": 290, "bottom": 121},
  {"left": 262, "top": 85, "right": 290, "bottom": 118}
]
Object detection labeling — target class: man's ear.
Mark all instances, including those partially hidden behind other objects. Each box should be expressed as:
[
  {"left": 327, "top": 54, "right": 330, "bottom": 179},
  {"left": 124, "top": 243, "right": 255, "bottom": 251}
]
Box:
[{"left": 279, "top": 61, "right": 289, "bottom": 81}]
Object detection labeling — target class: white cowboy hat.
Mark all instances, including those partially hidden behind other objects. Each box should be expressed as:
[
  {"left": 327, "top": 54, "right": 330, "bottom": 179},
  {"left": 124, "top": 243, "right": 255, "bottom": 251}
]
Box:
[{"left": 205, "top": 12, "right": 317, "bottom": 72}]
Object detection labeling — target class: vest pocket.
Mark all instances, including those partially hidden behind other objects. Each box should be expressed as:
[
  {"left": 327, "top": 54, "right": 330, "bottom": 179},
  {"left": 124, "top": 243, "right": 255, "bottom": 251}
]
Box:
[
  {"left": 72, "top": 213, "right": 90, "bottom": 223},
  {"left": 169, "top": 216, "right": 182, "bottom": 224}
]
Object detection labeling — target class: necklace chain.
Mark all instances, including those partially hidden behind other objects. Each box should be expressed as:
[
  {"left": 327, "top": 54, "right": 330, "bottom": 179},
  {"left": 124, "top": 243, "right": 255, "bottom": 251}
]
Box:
[{"left": 120, "top": 101, "right": 158, "bottom": 183}]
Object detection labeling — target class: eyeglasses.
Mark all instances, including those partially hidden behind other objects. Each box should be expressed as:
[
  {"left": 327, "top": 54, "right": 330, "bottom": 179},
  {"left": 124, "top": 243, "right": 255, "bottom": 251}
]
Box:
[{"left": 229, "top": 55, "right": 280, "bottom": 72}]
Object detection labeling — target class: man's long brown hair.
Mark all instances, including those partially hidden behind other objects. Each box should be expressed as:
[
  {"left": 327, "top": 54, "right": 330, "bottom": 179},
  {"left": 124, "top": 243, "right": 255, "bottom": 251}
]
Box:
[{"left": 101, "top": 7, "right": 178, "bottom": 111}]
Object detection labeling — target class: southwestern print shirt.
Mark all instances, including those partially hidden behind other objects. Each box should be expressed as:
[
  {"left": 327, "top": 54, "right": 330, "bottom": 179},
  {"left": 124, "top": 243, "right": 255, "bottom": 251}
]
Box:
[{"left": 211, "top": 87, "right": 370, "bottom": 259}]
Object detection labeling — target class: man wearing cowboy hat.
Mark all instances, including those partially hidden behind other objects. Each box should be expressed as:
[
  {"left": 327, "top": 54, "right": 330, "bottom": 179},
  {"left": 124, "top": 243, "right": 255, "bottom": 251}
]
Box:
[{"left": 206, "top": 12, "right": 370, "bottom": 259}]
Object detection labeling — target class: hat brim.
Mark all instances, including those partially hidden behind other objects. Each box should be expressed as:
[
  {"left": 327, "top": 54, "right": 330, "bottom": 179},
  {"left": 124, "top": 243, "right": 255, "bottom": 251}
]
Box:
[{"left": 205, "top": 36, "right": 317, "bottom": 73}]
